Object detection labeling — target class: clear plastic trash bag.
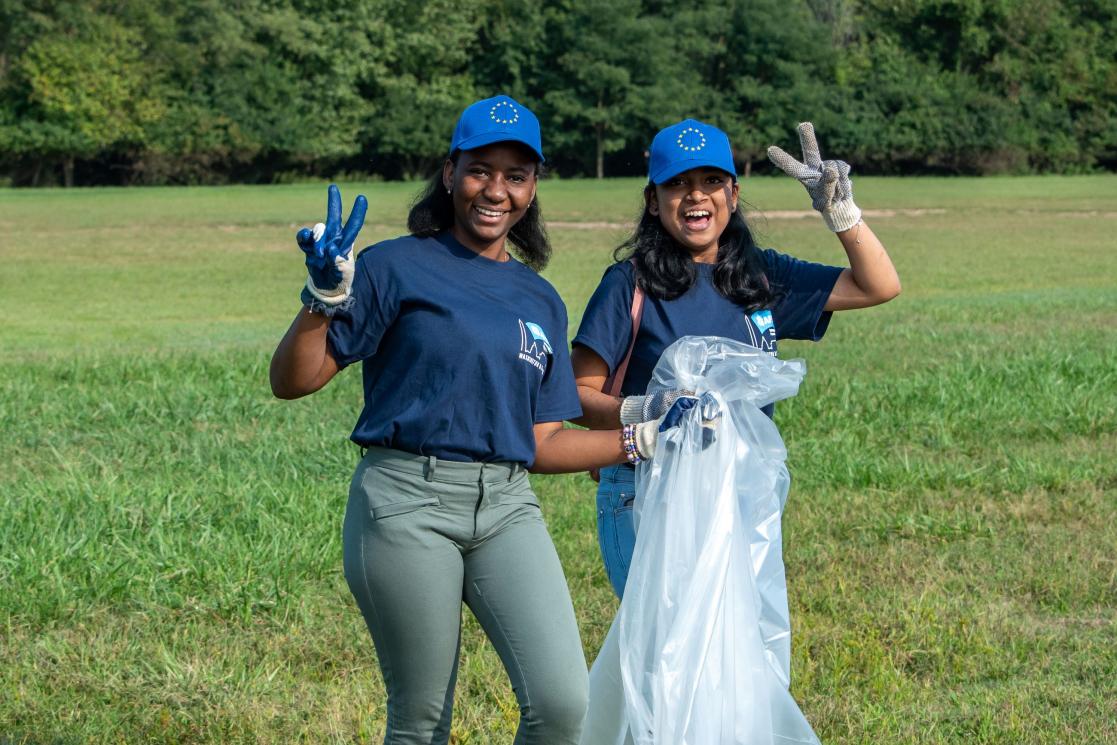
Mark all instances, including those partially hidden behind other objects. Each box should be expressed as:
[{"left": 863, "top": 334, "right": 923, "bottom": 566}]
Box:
[{"left": 580, "top": 336, "right": 821, "bottom": 745}]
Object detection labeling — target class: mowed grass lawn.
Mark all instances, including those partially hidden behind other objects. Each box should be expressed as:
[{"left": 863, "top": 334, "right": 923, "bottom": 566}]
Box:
[{"left": 1, "top": 175, "right": 1115, "bottom": 744}]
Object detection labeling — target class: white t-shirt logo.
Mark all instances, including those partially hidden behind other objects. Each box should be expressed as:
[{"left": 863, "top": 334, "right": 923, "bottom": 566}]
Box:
[
  {"left": 518, "top": 320, "right": 551, "bottom": 373},
  {"left": 748, "top": 310, "right": 777, "bottom": 354}
]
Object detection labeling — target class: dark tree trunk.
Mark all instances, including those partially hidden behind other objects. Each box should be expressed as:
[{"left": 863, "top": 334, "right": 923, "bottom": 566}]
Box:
[
  {"left": 63, "top": 157, "right": 74, "bottom": 187},
  {"left": 595, "top": 123, "right": 604, "bottom": 180}
]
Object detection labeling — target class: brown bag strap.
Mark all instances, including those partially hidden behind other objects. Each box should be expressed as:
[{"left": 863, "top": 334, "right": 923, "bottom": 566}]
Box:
[{"left": 603, "top": 260, "right": 645, "bottom": 398}]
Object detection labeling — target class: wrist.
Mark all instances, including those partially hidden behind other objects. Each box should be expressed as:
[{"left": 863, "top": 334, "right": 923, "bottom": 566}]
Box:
[
  {"left": 822, "top": 199, "right": 862, "bottom": 232},
  {"left": 619, "top": 396, "right": 645, "bottom": 425},
  {"left": 633, "top": 420, "right": 659, "bottom": 461},
  {"left": 301, "top": 285, "right": 354, "bottom": 317},
  {"left": 621, "top": 424, "right": 645, "bottom": 464},
  {"left": 305, "top": 275, "right": 351, "bottom": 304}
]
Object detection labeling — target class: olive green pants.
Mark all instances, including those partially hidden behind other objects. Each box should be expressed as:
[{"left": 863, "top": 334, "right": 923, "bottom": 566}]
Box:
[{"left": 342, "top": 447, "right": 588, "bottom": 745}]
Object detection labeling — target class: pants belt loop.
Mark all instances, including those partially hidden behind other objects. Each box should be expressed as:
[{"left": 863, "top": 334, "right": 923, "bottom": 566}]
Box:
[
  {"left": 425, "top": 455, "right": 436, "bottom": 482},
  {"left": 507, "top": 464, "right": 517, "bottom": 482}
]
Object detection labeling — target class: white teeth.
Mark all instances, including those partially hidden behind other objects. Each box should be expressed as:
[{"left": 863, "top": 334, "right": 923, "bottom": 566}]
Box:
[
  {"left": 685, "top": 210, "right": 710, "bottom": 218},
  {"left": 476, "top": 206, "right": 505, "bottom": 217}
]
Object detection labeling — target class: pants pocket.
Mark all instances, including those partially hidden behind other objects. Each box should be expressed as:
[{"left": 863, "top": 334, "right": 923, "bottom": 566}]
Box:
[
  {"left": 610, "top": 498, "right": 636, "bottom": 576},
  {"left": 355, "top": 463, "right": 441, "bottom": 521},
  {"left": 597, "top": 485, "right": 636, "bottom": 598},
  {"left": 498, "top": 472, "right": 542, "bottom": 509},
  {"left": 371, "top": 496, "right": 439, "bottom": 519}
]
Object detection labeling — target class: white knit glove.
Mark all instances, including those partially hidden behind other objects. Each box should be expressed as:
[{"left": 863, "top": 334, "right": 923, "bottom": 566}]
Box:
[
  {"left": 633, "top": 419, "right": 661, "bottom": 461},
  {"left": 619, "top": 389, "right": 694, "bottom": 425},
  {"left": 630, "top": 395, "right": 706, "bottom": 460},
  {"left": 767, "top": 122, "right": 862, "bottom": 233}
]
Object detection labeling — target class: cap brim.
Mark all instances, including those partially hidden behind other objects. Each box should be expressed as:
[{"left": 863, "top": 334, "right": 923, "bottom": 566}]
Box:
[
  {"left": 650, "top": 159, "right": 736, "bottom": 184},
  {"left": 452, "top": 131, "right": 545, "bottom": 163}
]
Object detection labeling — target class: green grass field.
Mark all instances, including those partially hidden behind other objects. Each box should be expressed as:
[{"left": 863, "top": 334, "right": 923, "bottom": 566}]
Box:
[{"left": 2, "top": 175, "right": 1115, "bottom": 744}]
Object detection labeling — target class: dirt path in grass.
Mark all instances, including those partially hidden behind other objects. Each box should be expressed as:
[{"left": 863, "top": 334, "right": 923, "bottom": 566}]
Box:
[
  {"left": 546, "top": 208, "right": 1117, "bottom": 229},
  {"left": 189, "top": 207, "right": 1117, "bottom": 239},
  {"left": 548, "top": 208, "right": 948, "bottom": 229}
]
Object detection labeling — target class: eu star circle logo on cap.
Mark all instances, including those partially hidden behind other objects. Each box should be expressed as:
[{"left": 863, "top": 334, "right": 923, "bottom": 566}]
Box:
[
  {"left": 449, "top": 94, "right": 544, "bottom": 162},
  {"left": 648, "top": 118, "right": 736, "bottom": 184},
  {"left": 489, "top": 100, "right": 520, "bottom": 125},
  {"left": 676, "top": 126, "right": 707, "bottom": 153}
]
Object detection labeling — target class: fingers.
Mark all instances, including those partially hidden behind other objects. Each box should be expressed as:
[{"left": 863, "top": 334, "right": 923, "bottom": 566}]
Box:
[
  {"left": 698, "top": 392, "right": 721, "bottom": 424},
  {"left": 326, "top": 183, "right": 342, "bottom": 234},
  {"left": 315, "top": 223, "right": 327, "bottom": 257},
  {"left": 833, "top": 160, "right": 852, "bottom": 202},
  {"left": 659, "top": 395, "right": 699, "bottom": 432},
  {"left": 797, "top": 122, "right": 822, "bottom": 170},
  {"left": 767, "top": 146, "right": 813, "bottom": 180},
  {"left": 306, "top": 223, "right": 327, "bottom": 259},
  {"left": 339, "top": 194, "right": 368, "bottom": 255},
  {"left": 296, "top": 227, "right": 315, "bottom": 254},
  {"left": 820, "top": 165, "right": 839, "bottom": 209}
]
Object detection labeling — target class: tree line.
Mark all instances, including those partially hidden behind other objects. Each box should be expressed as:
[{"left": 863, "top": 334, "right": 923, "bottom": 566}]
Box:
[{"left": 1, "top": 0, "right": 1114, "bottom": 186}]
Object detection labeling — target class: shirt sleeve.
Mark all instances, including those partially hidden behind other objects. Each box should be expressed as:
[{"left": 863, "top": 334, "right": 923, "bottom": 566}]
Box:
[
  {"left": 762, "top": 249, "right": 844, "bottom": 342},
  {"left": 534, "top": 303, "right": 584, "bottom": 423},
  {"left": 325, "top": 245, "right": 401, "bottom": 368},
  {"left": 571, "top": 262, "right": 636, "bottom": 374}
]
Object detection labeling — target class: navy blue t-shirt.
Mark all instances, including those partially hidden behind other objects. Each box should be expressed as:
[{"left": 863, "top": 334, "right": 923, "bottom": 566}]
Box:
[
  {"left": 573, "top": 250, "right": 843, "bottom": 406},
  {"left": 326, "top": 232, "right": 582, "bottom": 466}
]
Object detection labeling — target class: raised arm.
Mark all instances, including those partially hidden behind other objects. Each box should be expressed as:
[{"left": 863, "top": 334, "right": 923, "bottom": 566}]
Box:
[
  {"left": 825, "top": 220, "right": 901, "bottom": 311},
  {"left": 768, "top": 122, "right": 901, "bottom": 312},
  {"left": 270, "top": 308, "right": 340, "bottom": 399},
  {"left": 270, "top": 184, "right": 366, "bottom": 399}
]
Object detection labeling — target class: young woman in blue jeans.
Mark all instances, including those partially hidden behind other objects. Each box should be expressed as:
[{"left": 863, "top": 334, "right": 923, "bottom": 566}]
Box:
[{"left": 571, "top": 119, "right": 902, "bottom": 598}]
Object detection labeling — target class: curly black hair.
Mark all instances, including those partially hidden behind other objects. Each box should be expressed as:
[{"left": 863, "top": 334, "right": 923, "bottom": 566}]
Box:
[
  {"left": 613, "top": 184, "right": 772, "bottom": 311},
  {"left": 406, "top": 154, "right": 551, "bottom": 272}
]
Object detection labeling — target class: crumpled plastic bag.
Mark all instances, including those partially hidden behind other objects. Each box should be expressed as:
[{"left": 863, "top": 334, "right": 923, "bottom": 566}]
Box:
[{"left": 580, "top": 336, "right": 821, "bottom": 745}]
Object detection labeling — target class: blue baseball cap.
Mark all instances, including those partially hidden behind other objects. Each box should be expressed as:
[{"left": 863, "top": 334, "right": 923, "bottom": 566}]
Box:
[
  {"left": 449, "top": 94, "right": 545, "bottom": 162},
  {"left": 648, "top": 119, "right": 736, "bottom": 184}
]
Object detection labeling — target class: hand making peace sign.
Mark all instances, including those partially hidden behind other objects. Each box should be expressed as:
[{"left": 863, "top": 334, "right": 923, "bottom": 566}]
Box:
[
  {"left": 767, "top": 122, "right": 863, "bottom": 233},
  {"left": 296, "top": 184, "right": 368, "bottom": 311}
]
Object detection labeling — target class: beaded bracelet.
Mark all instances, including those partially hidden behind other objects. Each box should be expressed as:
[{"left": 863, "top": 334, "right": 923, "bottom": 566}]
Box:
[{"left": 621, "top": 423, "right": 644, "bottom": 465}]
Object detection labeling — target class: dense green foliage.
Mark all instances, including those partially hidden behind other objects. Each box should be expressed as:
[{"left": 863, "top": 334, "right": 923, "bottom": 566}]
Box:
[
  {"left": 1, "top": 0, "right": 1115, "bottom": 185},
  {"left": 1, "top": 176, "right": 1115, "bottom": 741}
]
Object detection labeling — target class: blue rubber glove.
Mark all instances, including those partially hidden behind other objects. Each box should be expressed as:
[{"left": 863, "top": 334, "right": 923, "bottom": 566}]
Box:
[
  {"left": 634, "top": 393, "right": 721, "bottom": 459},
  {"left": 658, "top": 395, "right": 701, "bottom": 431},
  {"left": 297, "top": 184, "right": 367, "bottom": 313}
]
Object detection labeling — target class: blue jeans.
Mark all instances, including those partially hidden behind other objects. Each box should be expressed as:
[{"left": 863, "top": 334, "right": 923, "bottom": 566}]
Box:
[{"left": 595, "top": 463, "right": 638, "bottom": 599}]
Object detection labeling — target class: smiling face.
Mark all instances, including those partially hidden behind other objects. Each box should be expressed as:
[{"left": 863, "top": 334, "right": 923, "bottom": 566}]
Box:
[
  {"left": 649, "top": 167, "right": 739, "bottom": 263},
  {"left": 443, "top": 142, "right": 538, "bottom": 258}
]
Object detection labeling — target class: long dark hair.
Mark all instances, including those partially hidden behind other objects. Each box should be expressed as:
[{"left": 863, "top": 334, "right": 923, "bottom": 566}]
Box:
[
  {"left": 613, "top": 184, "right": 772, "bottom": 310},
  {"left": 406, "top": 153, "right": 552, "bottom": 272}
]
